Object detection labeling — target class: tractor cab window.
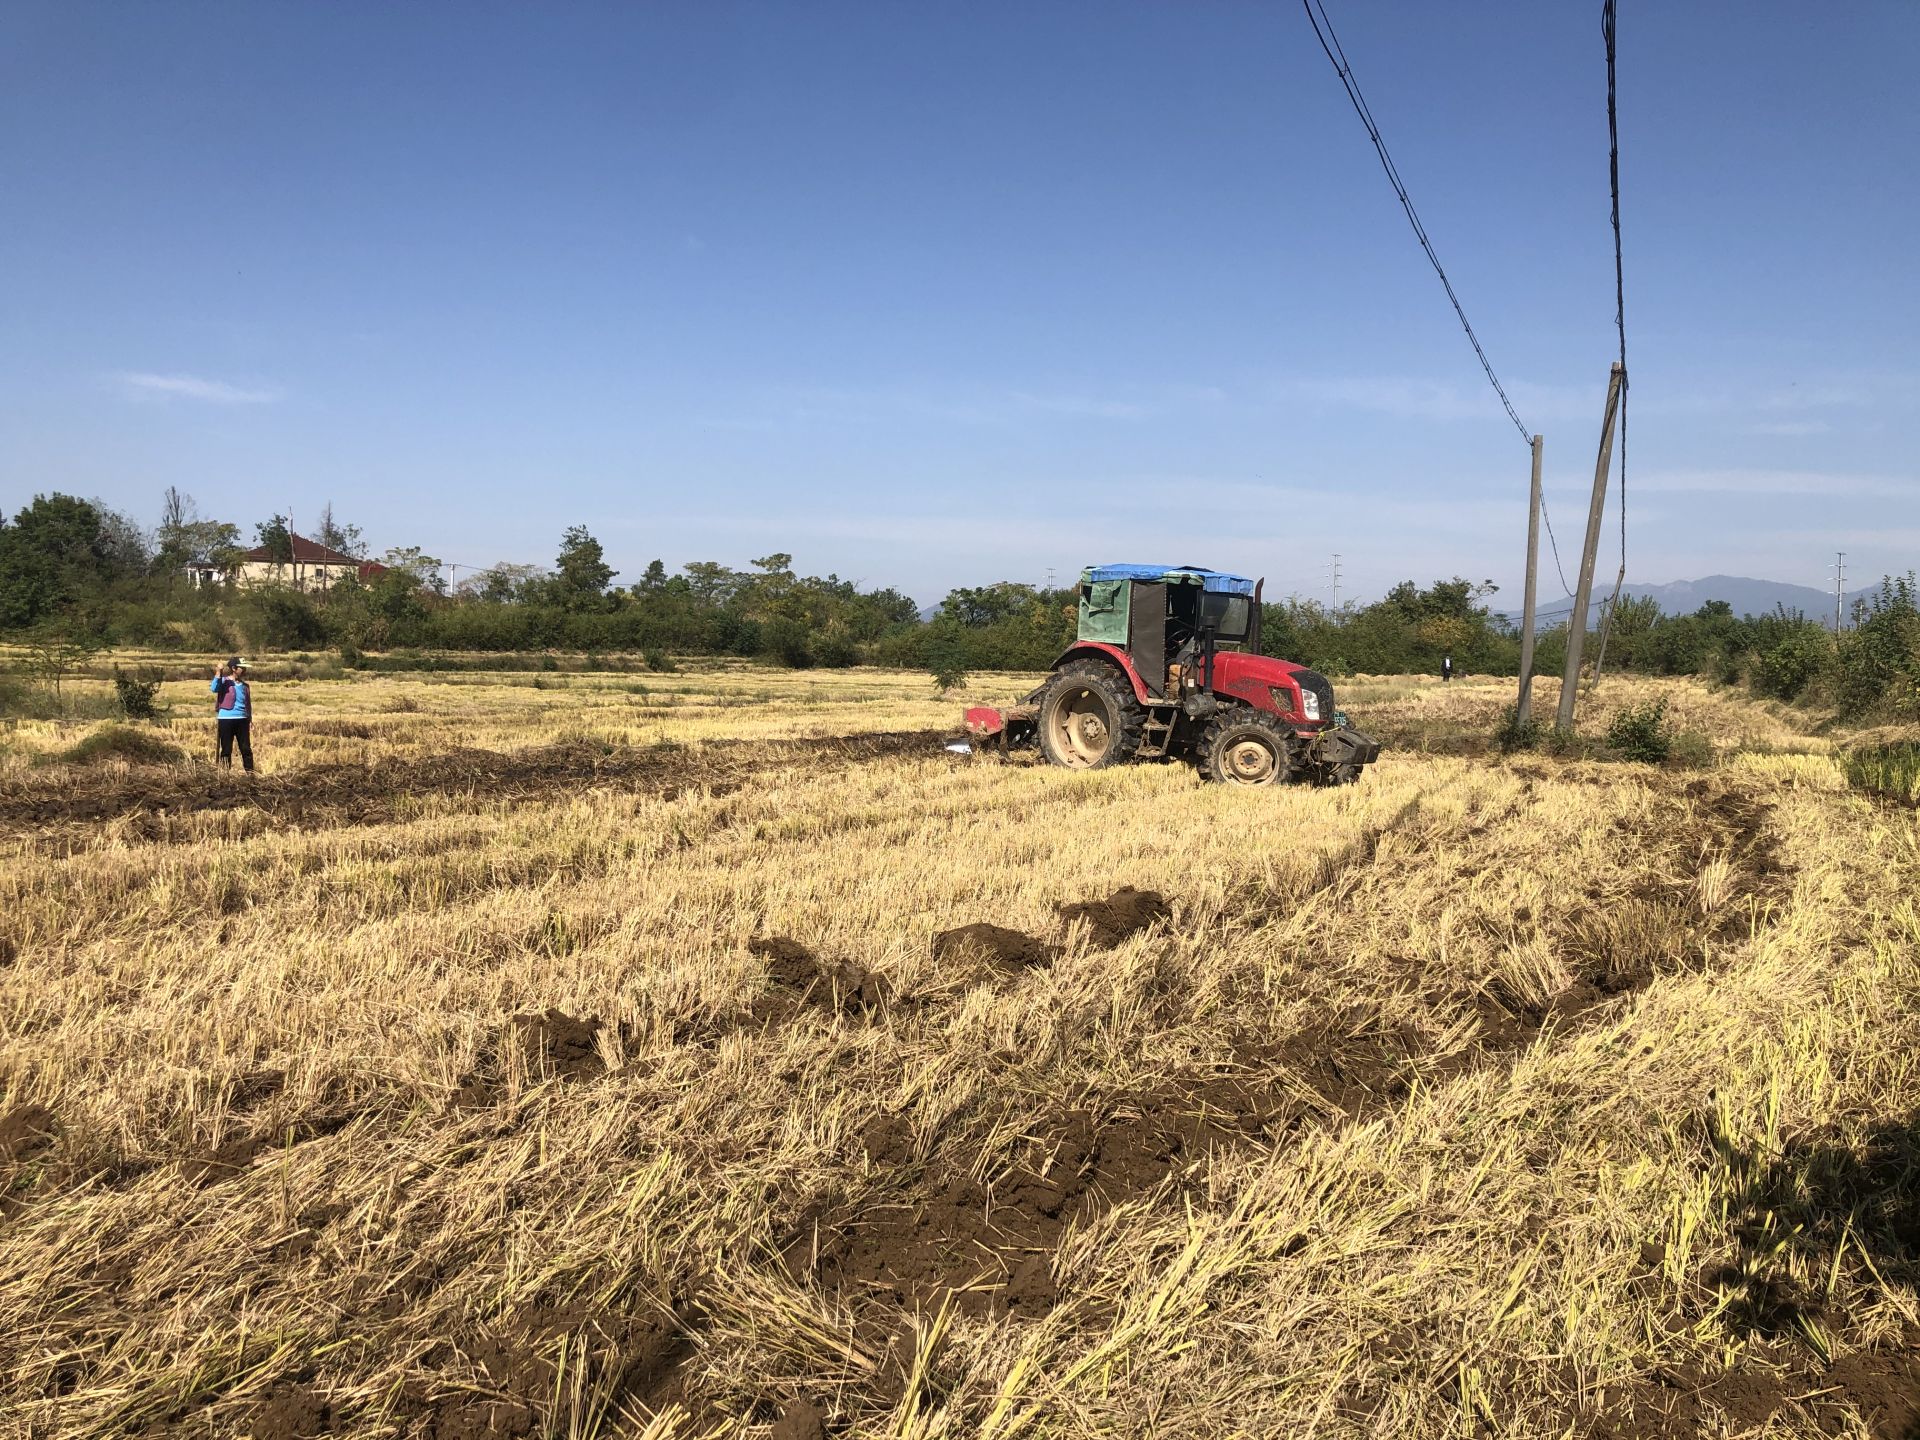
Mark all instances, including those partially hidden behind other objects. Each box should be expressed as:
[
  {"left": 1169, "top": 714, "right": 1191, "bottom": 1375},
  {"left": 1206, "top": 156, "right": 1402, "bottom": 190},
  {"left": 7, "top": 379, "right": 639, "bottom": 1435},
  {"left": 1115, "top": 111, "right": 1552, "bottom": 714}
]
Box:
[{"left": 1200, "top": 592, "right": 1251, "bottom": 648}]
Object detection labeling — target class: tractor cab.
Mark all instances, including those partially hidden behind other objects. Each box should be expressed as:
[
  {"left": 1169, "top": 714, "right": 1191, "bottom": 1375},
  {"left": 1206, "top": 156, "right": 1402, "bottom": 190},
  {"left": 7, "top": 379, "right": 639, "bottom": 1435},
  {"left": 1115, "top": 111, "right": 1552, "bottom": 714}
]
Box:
[{"left": 1075, "top": 563, "right": 1260, "bottom": 699}]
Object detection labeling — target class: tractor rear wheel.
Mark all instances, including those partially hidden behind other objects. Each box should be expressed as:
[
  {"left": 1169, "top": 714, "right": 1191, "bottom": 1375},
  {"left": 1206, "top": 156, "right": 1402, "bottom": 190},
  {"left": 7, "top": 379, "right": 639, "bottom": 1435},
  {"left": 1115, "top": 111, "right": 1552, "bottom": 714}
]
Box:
[
  {"left": 1037, "top": 661, "right": 1145, "bottom": 770},
  {"left": 1197, "top": 709, "right": 1300, "bottom": 787}
]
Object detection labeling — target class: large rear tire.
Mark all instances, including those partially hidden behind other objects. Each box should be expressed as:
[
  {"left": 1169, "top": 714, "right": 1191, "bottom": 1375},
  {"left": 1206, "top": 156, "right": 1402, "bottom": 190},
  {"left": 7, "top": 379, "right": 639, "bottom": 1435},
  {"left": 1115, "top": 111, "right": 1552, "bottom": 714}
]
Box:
[
  {"left": 1197, "top": 709, "right": 1301, "bottom": 787},
  {"left": 1038, "top": 661, "right": 1145, "bottom": 770}
]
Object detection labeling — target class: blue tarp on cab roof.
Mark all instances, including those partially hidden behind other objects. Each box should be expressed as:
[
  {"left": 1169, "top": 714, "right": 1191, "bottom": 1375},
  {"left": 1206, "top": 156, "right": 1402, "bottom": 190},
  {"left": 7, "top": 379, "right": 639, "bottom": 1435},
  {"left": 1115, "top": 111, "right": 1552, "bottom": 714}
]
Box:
[{"left": 1081, "top": 564, "right": 1255, "bottom": 596}]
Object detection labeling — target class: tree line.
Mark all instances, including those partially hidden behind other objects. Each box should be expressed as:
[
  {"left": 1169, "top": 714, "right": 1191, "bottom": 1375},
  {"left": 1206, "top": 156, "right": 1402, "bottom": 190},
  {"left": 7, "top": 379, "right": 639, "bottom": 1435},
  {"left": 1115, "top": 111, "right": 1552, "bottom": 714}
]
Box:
[{"left": 2, "top": 490, "right": 1915, "bottom": 720}]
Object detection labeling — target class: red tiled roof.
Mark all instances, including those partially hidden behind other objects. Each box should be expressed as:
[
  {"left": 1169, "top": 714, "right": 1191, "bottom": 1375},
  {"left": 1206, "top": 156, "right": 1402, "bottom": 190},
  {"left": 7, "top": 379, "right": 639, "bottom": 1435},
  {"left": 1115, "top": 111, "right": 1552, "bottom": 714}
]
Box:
[{"left": 239, "top": 533, "right": 386, "bottom": 572}]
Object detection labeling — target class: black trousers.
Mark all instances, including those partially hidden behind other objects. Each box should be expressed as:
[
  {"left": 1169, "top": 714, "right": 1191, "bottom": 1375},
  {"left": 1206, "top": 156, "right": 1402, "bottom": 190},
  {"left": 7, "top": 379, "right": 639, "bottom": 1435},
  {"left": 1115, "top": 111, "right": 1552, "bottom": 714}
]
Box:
[{"left": 217, "top": 717, "right": 253, "bottom": 771}]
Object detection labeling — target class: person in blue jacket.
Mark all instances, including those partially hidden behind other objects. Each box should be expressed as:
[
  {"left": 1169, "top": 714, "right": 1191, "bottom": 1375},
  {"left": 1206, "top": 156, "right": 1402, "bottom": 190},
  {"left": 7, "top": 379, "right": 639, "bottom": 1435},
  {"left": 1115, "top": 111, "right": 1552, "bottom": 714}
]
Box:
[{"left": 210, "top": 657, "right": 254, "bottom": 772}]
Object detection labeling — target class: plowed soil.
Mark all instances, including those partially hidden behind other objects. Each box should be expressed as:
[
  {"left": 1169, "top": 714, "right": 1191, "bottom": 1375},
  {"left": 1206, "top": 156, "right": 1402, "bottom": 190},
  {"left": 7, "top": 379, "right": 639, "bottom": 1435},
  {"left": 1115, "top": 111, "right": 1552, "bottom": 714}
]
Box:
[
  {"left": 0, "top": 730, "right": 949, "bottom": 840},
  {"left": 1056, "top": 886, "right": 1170, "bottom": 947},
  {"left": 929, "top": 922, "right": 1058, "bottom": 971}
]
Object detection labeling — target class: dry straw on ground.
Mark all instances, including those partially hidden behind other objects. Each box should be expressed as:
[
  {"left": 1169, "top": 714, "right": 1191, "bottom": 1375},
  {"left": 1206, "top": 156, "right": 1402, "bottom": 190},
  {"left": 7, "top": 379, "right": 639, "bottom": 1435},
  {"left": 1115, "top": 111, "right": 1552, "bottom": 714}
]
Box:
[{"left": 0, "top": 666, "right": 1915, "bottom": 1439}]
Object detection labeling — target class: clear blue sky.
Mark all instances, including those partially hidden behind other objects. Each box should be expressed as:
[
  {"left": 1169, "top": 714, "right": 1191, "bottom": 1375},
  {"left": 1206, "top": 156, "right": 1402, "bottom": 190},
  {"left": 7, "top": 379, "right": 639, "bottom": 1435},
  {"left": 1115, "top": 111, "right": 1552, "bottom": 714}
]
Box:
[{"left": 3, "top": 2, "right": 1914, "bottom": 607}]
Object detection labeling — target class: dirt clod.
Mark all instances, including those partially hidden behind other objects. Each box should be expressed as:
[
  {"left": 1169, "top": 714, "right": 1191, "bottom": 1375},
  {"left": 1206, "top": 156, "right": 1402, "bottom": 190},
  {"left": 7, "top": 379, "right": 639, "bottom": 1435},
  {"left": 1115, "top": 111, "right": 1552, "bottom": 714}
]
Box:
[
  {"left": 511, "top": 1010, "right": 605, "bottom": 1083},
  {"left": 0, "top": 1104, "right": 57, "bottom": 1161},
  {"left": 770, "top": 1399, "right": 829, "bottom": 1440},
  {"left": 1057, "top": 887, "right": 1170, "bottom": 948},
  {"left": 931, "top": 923, "right": 1057, "bottom": 971},
  {"left": 247, "top": 1382, "right": 332, "bottom": 1439}
]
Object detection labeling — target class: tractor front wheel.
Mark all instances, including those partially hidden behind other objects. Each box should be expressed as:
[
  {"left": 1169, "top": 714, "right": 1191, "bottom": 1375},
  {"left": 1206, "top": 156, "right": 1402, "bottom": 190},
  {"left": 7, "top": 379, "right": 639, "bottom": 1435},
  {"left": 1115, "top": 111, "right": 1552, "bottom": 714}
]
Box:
[
  {"left": 1037, "top": 661, "right": 1145, "bottom": 770},
  {"left": 1197, "top": 710, "right": 1301, "bottom": 787}
]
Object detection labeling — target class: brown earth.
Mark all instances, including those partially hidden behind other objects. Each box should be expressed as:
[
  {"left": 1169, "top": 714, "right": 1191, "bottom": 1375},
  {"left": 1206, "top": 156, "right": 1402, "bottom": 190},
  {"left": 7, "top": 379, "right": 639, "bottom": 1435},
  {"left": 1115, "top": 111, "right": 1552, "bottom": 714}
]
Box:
[
  {"left": 0, "top": 729, "right": 950, "bottom": 842},
  {"left": 246, "top": 1382, "right": 332, "bottom": 1439},
  {"left": 752, "top": 936, "right": 889, "bottom": 1012},
  {"left": 929, "top": 923, "right": 1058, "bottom": 972},
  {"left": 1057, "top": 886, "right": 1171, "bottom": 948},
  {"left": 182, "top": 1105, "right": 364, "bottom": 1187},
  {"left": 390, "top": 1288, "right": 696, "bottom": 1440},
  {"left": 1587, "top": 1336, "right": 1920, "bottom": 1439},
  {"left": 511, "top": 1009, "right": 605, "bottom": 1084},
  {"left": 770, "top": 1398, "right": 831, "bottom": 1440},
  {"left": 0, "top": 1103, "right": 57, "bottom": 1161}
]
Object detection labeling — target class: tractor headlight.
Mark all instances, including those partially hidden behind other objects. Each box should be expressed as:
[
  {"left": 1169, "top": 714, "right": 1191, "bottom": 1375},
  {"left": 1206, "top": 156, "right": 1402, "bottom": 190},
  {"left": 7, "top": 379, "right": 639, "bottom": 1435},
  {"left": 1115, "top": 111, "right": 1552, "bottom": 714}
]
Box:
[{"left": 1277, "top": 686, "right": 1322, "bottom": 721}]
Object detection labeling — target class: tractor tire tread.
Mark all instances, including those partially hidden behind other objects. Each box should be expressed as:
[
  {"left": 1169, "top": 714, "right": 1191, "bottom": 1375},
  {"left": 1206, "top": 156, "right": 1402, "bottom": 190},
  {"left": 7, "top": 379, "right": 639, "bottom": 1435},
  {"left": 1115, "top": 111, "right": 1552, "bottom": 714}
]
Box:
[
  {"left": 1197, "top": 707, "right": 1300, "bottom": 786},
  {"left": 1038, "top": 660, "right": 1146, "bottom": 770}
]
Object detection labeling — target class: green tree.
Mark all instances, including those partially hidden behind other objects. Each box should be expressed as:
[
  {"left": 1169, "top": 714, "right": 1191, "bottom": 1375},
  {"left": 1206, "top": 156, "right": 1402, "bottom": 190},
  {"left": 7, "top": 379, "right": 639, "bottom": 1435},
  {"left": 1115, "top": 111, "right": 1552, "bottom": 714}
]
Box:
[
  {"left": 552, "top": 525, "right": 616, "bottom": 610},
  {"left": 0, "top": 494, "right": 114, "bottom": 629},
  {"left": 254, "top": 514, "right": 294, "bottom": 564}
]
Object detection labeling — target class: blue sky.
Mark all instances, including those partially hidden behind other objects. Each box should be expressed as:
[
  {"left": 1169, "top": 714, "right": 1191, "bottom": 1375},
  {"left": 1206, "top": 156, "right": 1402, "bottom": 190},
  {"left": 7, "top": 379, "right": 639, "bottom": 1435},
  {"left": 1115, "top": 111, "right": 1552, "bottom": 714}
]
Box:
[{"left": 3, "top": 2, "right": 1914, "bottom": 607}]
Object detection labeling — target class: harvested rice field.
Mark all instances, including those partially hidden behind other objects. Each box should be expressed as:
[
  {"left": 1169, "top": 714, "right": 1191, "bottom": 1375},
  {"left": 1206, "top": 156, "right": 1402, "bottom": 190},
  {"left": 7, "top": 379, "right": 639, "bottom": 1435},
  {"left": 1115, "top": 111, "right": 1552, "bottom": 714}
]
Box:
[{"left": 1, "top": 664, "right": 1917, "bottom": 1439}]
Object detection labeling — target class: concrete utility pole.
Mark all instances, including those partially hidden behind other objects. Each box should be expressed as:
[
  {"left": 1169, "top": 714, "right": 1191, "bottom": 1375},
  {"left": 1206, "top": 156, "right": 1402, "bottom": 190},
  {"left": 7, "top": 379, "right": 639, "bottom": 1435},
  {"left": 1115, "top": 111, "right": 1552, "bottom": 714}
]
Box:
[
  {"left": 1515, "top": 434, "right": 1544, "bottom": 726},
  {"left": 1833, "top": 552, "right": 1846, "bottom": 632},
  {"left": 1557, "top": 363, "right": 1624, "bottom": 729}
]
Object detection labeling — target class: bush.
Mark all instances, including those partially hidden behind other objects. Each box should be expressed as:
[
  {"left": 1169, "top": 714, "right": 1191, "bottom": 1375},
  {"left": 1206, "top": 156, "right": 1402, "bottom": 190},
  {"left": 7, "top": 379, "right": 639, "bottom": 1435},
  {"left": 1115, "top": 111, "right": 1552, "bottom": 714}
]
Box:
[
  {"left": 112, "top": 665, "right": 164, "bottom": 721},
  {"left": 644, "top": 650, "right": 676, "bottom": 673},
  {"left": 1605, "top": 698, "right": 1671, "bottom": 764},
  {"left": 1493, "top": 704, "right": 1541, "bottom": 753},
  {"left": 55, "top": 724, "right": 187, "bottom": 767}
]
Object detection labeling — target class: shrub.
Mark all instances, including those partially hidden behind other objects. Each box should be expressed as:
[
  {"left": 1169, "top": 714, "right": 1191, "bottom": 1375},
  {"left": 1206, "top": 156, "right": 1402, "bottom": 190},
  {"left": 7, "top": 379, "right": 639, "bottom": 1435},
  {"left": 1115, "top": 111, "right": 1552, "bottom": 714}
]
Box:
[
  {"left": 112, "top": 665, "right": 164, "bottom": 721},
  {"left": 644, "top": 650, "right": 676, "bottom": 673},
  {"left": 1605, "top": 698, "right": 1671, "bottom": 764},
  {"left": 1493, "top": 704, "right": 1541, "bottom": 753}
]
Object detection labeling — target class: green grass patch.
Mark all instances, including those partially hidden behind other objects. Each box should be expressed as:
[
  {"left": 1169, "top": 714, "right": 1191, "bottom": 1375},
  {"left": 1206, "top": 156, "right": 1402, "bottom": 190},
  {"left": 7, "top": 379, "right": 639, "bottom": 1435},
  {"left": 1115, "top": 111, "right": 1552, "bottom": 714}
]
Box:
[{"left": 1838, "top": 743, "right": 1920, "bottom": 804}]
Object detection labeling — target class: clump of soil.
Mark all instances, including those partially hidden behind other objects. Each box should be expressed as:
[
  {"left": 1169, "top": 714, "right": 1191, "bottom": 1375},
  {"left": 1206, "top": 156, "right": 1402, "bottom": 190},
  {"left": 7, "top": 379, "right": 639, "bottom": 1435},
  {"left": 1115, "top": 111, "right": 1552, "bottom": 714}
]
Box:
[
  {"left": 789, "top": 1081, "right": 1282, "bottom": 1319},
  {"left": 752, "top": 937, "right": 888, "bottom": 1012},
  {"left": 510, "top": 1010, "right": 605, "bottom": 1083},
  {"left": 246, "top": 1382, "right": 332, "bottom": 1439},
  {"left": 770, "top": 1399, "right": 829, "bottom": 1440},
  {"left": 1057, "top": 887, "right": 1170, "bottom": 948},
  {"left": 0, "top": 935, "right": 15, "bottom": 968},
  {"left": 930, "top": 923, "right": 1058, "bottom": 971},
  {"left": 183, "top": 1107, "right": 363, "bottom": 1187},
  {"left": 0, "top": 1104, "right": 57, "bottom": 1161},
  {"left": 401, "top": 1290, "right": 697, "bottom": 1438}
]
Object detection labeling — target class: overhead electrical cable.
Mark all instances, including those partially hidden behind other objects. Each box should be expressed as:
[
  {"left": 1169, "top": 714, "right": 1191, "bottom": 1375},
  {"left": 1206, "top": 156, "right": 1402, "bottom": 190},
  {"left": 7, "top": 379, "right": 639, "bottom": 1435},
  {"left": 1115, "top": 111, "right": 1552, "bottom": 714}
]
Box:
[
  {"left": 1603, "top": 0, "right": 1627, "bottom": 577},
  {"left": 1300, "top": 0, "right": 1574, "bottom": 597}
]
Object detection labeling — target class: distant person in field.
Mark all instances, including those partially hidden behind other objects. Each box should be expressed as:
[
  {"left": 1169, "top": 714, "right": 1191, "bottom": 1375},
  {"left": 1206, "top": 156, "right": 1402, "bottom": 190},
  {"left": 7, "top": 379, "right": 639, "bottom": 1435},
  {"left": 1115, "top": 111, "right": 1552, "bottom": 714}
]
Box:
[
  {"left": 210, "top": 657, "right": 254, "bottom": 773},
  {"left": 1442, "top": 654, "right": 1454, "bottom": 683}
]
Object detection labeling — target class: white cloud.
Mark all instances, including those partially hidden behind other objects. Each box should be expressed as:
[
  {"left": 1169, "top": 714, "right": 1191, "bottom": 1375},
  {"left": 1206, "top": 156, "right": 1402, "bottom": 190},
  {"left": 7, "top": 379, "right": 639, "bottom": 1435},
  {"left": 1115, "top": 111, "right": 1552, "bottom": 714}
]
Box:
[{"left": 117, "top": 372, "right": 281, "bottom": 404}]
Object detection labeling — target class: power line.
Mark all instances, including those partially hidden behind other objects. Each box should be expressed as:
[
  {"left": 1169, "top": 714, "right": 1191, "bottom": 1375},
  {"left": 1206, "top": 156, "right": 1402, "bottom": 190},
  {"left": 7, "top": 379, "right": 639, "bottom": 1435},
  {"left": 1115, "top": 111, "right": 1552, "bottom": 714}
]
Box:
[
  {"left": 1301, "top": 0, "right": 1530, "bottom": 445},
  {"left": 1300, "top": 0, "right": 1574, "bottom": 596}
]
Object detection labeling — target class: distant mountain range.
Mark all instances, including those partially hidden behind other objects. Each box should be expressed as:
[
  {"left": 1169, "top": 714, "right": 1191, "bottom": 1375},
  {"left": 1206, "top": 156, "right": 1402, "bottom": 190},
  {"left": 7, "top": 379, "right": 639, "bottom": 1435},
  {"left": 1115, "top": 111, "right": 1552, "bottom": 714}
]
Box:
[{"left": 1504, "top": 575, "right": 1884, "bottom": 630}]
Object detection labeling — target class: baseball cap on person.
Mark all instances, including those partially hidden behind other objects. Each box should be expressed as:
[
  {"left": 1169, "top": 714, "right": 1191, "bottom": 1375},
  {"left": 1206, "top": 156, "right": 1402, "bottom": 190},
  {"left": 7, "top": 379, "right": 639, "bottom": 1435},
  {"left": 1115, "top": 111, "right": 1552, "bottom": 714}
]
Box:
[{"left": 231, "top": 657, "right": 251, "bottom": 670}]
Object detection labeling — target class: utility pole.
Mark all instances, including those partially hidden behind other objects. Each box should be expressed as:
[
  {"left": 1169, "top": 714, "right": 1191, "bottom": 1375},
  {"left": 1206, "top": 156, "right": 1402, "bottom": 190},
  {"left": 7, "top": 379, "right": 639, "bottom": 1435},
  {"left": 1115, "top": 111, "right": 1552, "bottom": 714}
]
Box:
[
  {"left": 1329, "top": 553, "right": 1343, "bottom": 612},
  {"left": 1557, "top": 363, "right": 1624, "bottom": 729},
  {"left": 1515, "top": 434, "right": 1544, "bottom": 726},
  {"left": 1832, "top": 552, "right": 1846, "bottom": 632}
]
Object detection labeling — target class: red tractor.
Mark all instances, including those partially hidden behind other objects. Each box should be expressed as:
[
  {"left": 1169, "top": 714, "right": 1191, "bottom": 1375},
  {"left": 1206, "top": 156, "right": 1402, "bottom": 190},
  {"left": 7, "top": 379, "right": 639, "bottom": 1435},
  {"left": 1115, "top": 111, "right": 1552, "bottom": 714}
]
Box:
[{"left": 964, "top": 563, "right": 1380, "bottom": 786}]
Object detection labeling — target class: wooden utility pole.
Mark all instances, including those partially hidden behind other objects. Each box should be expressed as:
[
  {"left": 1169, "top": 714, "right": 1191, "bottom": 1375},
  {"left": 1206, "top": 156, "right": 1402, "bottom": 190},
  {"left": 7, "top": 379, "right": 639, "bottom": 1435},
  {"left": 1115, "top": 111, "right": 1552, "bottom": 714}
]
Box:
[
  {"left": 1557, "top": 363, "right": 1624, "bottom": 729},
  {"left": 1515, "top": 434, "right": 1544, "bottom": 725}
]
